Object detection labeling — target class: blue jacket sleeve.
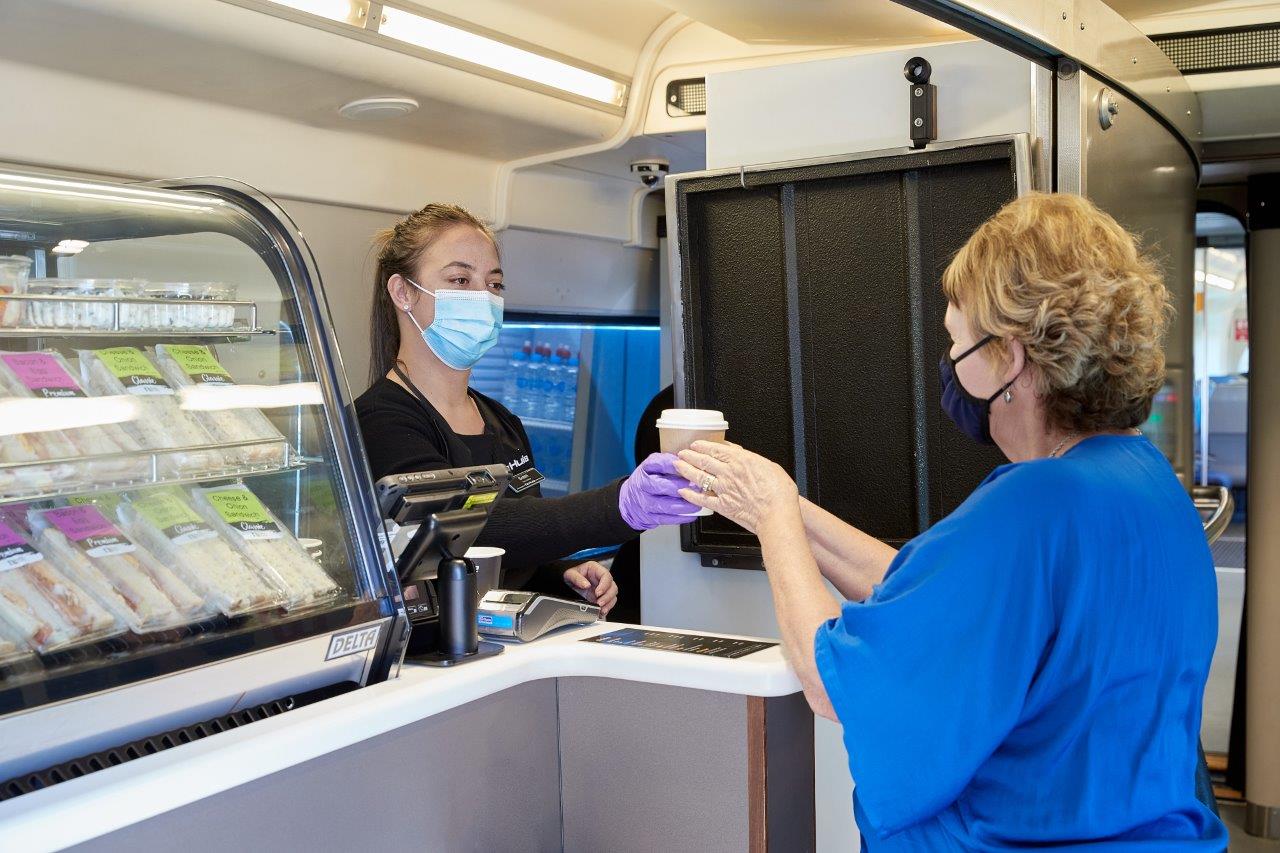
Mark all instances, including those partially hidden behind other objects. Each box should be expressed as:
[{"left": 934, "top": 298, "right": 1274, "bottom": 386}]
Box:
[{"left": 813, "top": 483, "right": 1057, "bottom": 837}]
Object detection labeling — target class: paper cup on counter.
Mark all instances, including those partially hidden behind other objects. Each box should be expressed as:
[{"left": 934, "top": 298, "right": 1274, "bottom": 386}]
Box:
[
  {"left": 656, "top": 409, "right": 729, "bottom": 517},
  {"left": 465, "top": 546, "right": 505, "bottom": 602}
]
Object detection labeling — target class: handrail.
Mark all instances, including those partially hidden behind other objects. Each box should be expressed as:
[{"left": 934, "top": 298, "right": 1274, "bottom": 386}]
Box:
[{"left": 1192, "top": 485, "right": 1234, "bottom": 545}]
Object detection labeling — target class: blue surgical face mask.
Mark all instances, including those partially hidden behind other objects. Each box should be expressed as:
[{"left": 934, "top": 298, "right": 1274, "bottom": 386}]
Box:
[
  {"left": 939, "top": 335, "right": 1016, "bottom": 445},
  {"left": 402, "top": 277, "right": 503, "bottom": 371}
]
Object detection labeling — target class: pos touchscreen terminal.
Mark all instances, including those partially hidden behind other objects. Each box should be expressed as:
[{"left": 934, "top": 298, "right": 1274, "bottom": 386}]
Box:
[{"left": 376, "top": 464, "right": 509, "bottom": 665}]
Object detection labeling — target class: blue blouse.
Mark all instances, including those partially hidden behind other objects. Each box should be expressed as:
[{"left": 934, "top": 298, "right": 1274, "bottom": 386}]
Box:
[{"left": 814, "top": 435, "right": 1227, "bottom": 850}]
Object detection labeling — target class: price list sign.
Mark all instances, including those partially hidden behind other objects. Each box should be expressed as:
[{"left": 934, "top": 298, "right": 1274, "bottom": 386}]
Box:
[{"left": 582, "top": 628, "right": 776, "bottom": 659}]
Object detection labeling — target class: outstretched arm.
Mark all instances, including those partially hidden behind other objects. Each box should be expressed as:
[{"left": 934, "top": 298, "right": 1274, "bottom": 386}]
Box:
[{"left": 799, "top": 498, "right": 897, "bottom": 602}]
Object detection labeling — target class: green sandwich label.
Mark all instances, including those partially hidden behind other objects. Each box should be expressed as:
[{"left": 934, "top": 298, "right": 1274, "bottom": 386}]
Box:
[
  {"left": 164, "top": 345, "right": 234, "bottom": 387},
  {"left": 94, "top": 347, "right": 173, "bottom": 396},
  {"left": 204, "top": 486, "right": 281, "bottom": 540},
  {"left": 68, "top": 492, "right": 123, "bottom": 517},
  {"left": 133, "top": 489, "right": 216, "bottom": 545}
]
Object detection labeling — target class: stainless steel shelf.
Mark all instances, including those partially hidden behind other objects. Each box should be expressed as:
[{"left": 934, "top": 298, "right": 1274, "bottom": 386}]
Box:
[
  {"left": 0, "top": 437, "right": 303, "bottom": 505},
  {"left": 0, "top": 292, "right": 264, "bottom": 336},
  {"left": 0, "top": 327, "right": 274, "bottom": 339}
]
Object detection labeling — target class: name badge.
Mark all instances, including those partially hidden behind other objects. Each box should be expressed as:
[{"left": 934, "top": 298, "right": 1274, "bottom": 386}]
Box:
[{"left": 509, "top": 467, "right": 545, "bottom": 493}]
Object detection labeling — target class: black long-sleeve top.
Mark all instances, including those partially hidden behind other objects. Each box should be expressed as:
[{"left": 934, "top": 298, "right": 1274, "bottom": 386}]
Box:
[{"left": 354, "top": 377, "right": 637, "bottom": 587}]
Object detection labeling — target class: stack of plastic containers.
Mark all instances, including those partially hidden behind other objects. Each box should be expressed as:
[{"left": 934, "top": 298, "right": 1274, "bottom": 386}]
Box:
[{"left": 0, "top": 256, "right": 31, "bottom": 328}]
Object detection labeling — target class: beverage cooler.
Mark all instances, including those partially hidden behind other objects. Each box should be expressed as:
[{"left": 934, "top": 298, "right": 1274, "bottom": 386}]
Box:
[
  {"left": 0, "top": 170, "right": 401, "bottom": 796},
  {"left": 470, "top": 319, "right": 661, "bottom": 499}
]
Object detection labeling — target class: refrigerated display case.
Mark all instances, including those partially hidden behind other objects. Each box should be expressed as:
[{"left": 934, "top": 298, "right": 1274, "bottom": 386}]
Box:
[{"left": 0, "top": 170, "right": 402, "bottom": 792}]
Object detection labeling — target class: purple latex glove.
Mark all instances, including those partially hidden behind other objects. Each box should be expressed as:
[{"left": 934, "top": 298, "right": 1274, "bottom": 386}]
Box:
[{"left": 618, "top": 452, "right": 702, "bottom": 531}]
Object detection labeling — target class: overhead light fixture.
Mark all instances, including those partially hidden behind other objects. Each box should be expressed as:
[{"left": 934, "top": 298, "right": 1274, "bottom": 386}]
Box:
[
  {"left": 377, "top": 7, "right": 627, "bottom": 107},
  {"left": 338, "top": 96, "right": 419, "bottom": 121},
  {"left": 262, "top": 0, "right": 366, "bottom": 24},
  {"left": 52, "top": 239, "right": 90, "bottom": 255},
  {"left": 238, "top": 0, "right": 628, "bottom": 110}
]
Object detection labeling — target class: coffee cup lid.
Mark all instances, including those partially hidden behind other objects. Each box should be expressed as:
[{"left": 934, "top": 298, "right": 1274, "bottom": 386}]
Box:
[{"left": 655, "top": 408, "right": 729, "bottom": 430}]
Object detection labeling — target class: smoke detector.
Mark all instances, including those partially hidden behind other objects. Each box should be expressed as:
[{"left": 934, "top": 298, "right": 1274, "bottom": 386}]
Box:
[{"left": 338, "top": 96, "right": 420, "bottom": 121}]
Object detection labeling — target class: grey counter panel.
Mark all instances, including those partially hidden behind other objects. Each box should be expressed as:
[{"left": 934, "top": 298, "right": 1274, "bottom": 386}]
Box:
[
  {"left": 65, "top": 673, "right": 809, "bottom": 852},
  {"left": 69, "top": 679, "right": 563, "bottom": 853},
  {"left": 557, "top": 676, "right": 750, "bottom": 853}
]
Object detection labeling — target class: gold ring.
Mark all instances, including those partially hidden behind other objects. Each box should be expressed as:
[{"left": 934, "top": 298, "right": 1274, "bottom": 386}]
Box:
[{"left": 700, "top": 474, "right": 716, "bottom": 494}]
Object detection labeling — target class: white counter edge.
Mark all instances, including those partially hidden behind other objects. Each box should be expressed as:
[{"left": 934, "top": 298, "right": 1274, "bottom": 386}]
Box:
[{"left": 0, "top": 622, "right": 800, "bottom": 852}]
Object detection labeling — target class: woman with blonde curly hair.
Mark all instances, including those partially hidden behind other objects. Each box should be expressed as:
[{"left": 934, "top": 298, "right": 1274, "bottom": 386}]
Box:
[{"left": 676, "top": 193, "right": 1227, "bottom": 849}]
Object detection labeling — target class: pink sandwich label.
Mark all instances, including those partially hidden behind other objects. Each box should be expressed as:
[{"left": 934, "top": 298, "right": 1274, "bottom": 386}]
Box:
[
  {"left": 0, "top": 521, "right": 42, "bottom": 572},
  {"left": 1, "top": 352, "right": 85, "bottom": 398},
  {"left": 44, "top": 505, "right": 136, "bottom": 558}
]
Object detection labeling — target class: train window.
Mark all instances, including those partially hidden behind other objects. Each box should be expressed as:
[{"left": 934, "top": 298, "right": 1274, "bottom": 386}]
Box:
[{"left": 1193, "top": 209, "right": 1247, "bottom": 758}]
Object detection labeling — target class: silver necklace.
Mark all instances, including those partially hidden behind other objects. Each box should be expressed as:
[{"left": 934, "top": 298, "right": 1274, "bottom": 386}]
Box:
[{"left": 1048, "top": 432, "right": 1080, "bottom": 458}]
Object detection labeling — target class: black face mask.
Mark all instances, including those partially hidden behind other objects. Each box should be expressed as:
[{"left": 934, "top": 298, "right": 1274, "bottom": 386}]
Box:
[{"left": 939, "top": 335, "right": 1016, "bottom": 445}]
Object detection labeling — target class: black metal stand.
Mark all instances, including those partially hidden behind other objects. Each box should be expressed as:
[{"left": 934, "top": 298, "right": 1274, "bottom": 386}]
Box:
[
  {"left": 409, "top": 640, "right": 505, "bottom": 667},
  {"left": 408, "top": 555, "right": 504, "bottom": 667}
]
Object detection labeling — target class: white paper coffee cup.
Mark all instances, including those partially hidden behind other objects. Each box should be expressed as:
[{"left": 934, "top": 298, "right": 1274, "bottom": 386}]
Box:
[{"left": 656, "top": 409, "right": 729, "bottom": 516}]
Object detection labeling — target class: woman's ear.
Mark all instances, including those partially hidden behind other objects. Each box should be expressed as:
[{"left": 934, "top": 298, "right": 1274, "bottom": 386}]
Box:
[
  {"left": 387, "top": 274, "right": 413, "bottom": 311},
  {"left": 1004, "top": 338, "right": 1027, "bottom": 384}
]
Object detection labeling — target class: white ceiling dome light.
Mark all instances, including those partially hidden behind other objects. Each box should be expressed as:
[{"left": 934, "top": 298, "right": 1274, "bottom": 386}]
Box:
[{"left": 338, "top": 96, "right": 420, "bottom": 121}]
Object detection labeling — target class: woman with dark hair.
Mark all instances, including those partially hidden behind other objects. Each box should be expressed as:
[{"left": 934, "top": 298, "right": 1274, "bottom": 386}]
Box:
[{"left": 354, "top": 204, "right": 695, "bottom": 612}]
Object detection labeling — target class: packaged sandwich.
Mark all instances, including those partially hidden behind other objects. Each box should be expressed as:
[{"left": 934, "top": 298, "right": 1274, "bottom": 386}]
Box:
[
  {"left": 119, "top": 487, "right": 282, "bottom": 617},
  {"left": 191, "top": 483, "right": 340, "bottom": 611},
  {"left": 29, "top": 504, "right": 213, "bottom": 632},
  {"left": 0, "top": 616, "right": 34, "bottom": 667},
  {"left": 0, "top": 519, "right": 123, "bottom": 653},
  {"left": 0, "top": 351, "right": 148, "bottom": 485},
  {"left": 78, "top": 347, "right": 226, "bottom": 475},
  {"left": 0, "top": 355, "right": 85, "bottom": 496},
  {"left": 0, "top": 502, "right": 38, "bottom": 535},
  {"left": 152, "top": 344, "right": 287, "bottom": 467}
]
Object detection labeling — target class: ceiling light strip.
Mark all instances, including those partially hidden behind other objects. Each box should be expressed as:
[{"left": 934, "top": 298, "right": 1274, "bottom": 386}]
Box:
[
  {"left": 378, "top": 7, "right": 626, "bottom": 106},
  {"left": 231, "top": 0, "right": 628, "bottom": 110}
]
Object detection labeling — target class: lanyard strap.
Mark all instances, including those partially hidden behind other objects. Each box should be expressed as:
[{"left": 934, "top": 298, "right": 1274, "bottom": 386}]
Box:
[
  {"left": 392, "top": 364, "right": 433, "bottom": 411},
  {"left": 392, "top": 364, "right": 511, "bottom": 451}
]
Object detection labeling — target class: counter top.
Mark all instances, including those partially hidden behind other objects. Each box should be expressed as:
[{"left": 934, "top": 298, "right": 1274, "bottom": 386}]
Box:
[{"left": 0, "top": 622, "right": 799, "bottom": 852}]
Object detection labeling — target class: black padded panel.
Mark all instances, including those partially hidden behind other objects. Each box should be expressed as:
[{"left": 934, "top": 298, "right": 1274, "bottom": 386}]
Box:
[
  {"left": 794, "top": 173, "right": 916, "bottom": 538},
  {"left": 917, "top": 159, "right": 1018, "bottom": 521},
  {"left": 678, "top": 186, "right": 792, "bottom": 550},
  {"left": 675, "top": 141, "right": 1021, "bottom": 558}
]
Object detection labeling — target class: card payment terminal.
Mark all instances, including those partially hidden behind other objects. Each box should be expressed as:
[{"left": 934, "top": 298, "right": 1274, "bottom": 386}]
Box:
[{"left": 477, "top": 591, "right": 600, "bottom": 642}]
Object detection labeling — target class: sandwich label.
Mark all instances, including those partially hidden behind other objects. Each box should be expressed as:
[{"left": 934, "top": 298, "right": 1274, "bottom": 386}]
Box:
[
  {"left": 0, "top": 353, "right": 85, "bottom": 398},
  {"left": 133, "top": 490, "right": 217, "bottom": 545},
  {"left": 164, "top": 345, "right": 234, "bottom": 387},
  {"left": 44, "top": 505, "right": 136, "bottom": 558},
  {"left": 95, "top": 347, "right": 174, "bottom": 396},
  {"left": 0, "top": 522, "right": 41, "bottom": 572},
  {"left": 67, "top": 493, "right": 123, "bottom": 517},
  {"left": 204, "top": 486, "right": 282, "bottom": 540}
]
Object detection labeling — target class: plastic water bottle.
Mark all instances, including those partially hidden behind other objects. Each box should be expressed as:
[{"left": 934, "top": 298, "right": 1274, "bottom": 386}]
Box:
[
  {"left": 503, "top": 348, "right": 527, "bottom": 412},
  {"left": 512, "top": 341, "right": 534, "bottom": 416},
  {"left": 542, "top": 352, "right": 564, "bottom": 422},
  {"left": 525, "top": 346, "right": 546, "bottom": 420},
  {"left": 562, "top": 351, "right": 580, "bottom": 423}
]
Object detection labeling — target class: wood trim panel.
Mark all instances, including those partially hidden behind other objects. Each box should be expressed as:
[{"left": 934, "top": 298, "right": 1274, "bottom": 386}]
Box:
[{"left": 748, "top": 695, "right": 768, "bottom": 853}]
